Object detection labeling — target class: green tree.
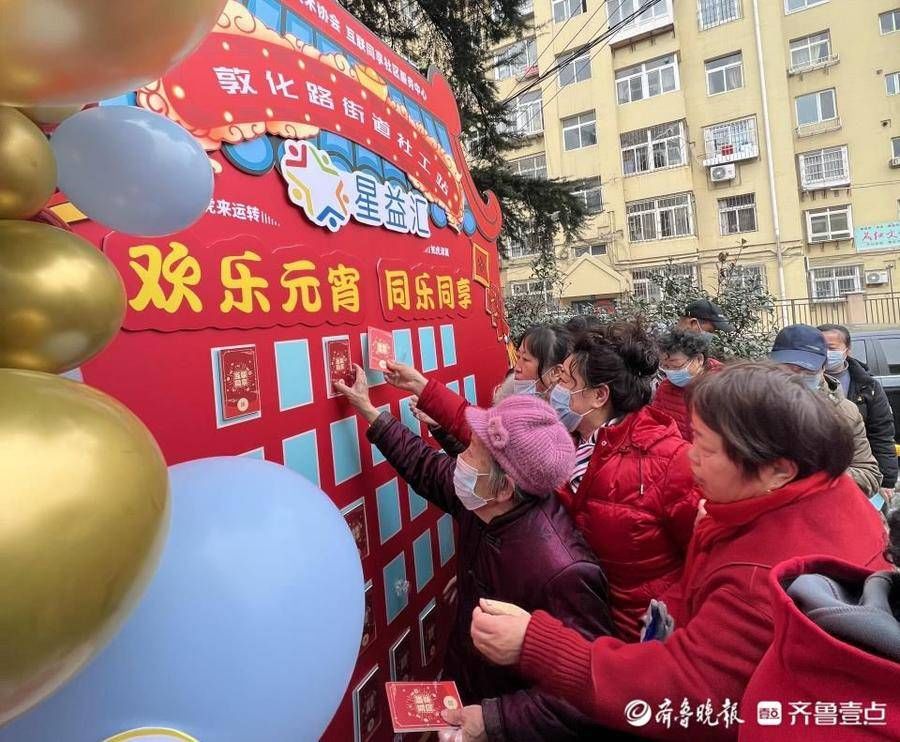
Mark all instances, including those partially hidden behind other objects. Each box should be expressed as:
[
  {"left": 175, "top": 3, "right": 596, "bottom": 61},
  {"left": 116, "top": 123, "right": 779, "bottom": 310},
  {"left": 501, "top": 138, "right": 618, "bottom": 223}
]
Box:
[{"left": 340, "top": 0, "right": 587, "bottom": 257}]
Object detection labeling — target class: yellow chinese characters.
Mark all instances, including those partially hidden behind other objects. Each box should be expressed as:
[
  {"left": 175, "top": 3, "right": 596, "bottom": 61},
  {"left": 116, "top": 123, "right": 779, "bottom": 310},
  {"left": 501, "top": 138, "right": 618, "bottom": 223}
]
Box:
[
  {"left": 221, "top": 251, "right": 270, "bottom": 313},
  {"left": 385, "top": 269, "right": 411, "bottom": 311},
  {"left": 328, "top": 264, "right": 360, "bottom": 313},
  {"left": 456, "top": 277, "right": 472, "bottom": 310},
  {"left": 415, "top": 273, "right": 435, "bottom": 311},
  {"left": 128, "top": 242, "right": 202, "bottom": 313},
  {"left": 281, "top": 259, "right": 322, "bottom": 313},
  {"left": 436, "top": 275, "right": 455, "bottom": 310}
]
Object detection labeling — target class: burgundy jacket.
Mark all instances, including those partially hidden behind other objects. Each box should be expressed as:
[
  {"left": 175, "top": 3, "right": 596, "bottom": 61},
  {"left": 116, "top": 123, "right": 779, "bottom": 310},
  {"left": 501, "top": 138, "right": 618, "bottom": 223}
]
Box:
[
  {"left": 650, "top": 358, "right": 723, "bottom": 442},
  {"left": 367, "top": 412, "right": 616, "bottom": 741}
]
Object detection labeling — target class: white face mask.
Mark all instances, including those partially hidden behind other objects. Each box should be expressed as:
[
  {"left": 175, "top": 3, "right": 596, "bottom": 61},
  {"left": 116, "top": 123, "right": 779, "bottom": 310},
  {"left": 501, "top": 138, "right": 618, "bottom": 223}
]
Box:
[{"left": 452, "top": 458, "right": 496, "bottom": 511}]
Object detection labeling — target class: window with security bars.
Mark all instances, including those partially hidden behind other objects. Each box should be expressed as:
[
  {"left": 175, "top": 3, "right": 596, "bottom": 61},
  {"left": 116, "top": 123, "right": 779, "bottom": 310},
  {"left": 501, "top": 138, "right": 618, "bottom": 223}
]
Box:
[
  {"left": 722, "top": 264, "right": 766, "bottom": 291},
  {"left": 627, "top": 193, "right": 695, "bottom": 242},
  {"left": 632, "top": 264, "right": 697, "bottom": 300},
  {"left": 507, "top": 234, "right": 542, "bottom": 259},
  {"left": 718, "top": 194, "right": 757, "bottom": 235},
  {"left": 789, "top": 31, "right": 832, "bottom": 71},
  {"left": 501, "top": 90, "right": 543, "bottom": 135},
  {"left": 494, "top": 38, "right": 537, "bottom": 81},
  {"left": 621, "top": 121, "right": 686, "bottom": 175},
  {"left": 615, "top": 55, "right": 679, "bottom": 104},
  {"left": 553, "top": 0, "right": 587, "bottom": 22},
  {"left": 509, "top": 279, "right": 552, "bottom": 296},
  {"left": 706, "top": 52, "right": 744, "bottom": 95},
  {"left": 698, "top": 0, "right": 741, "bottom": 29},
  {"left": 806, "top": 205, "right": 852, "bottom": 243},
  {"left": 570, "top": 177, "right": 603, "bottom": 213},
  {"left": 702, "top": 117, "right": 758, "bottom": 163},
  {"left": 798, "top": 146, "right": 849, "bottom": 189},
  {"left": 810, "top": 266, "right": 861, "bottom": 299},
  {"left": 557, "top": 48, "right": 592, "bottom": 87},
  {"left": 510, "top": 153, "right": 547, "bottom": 179},
  {"left": 562, "top": 111, "right": 597, "bottom": 150}
]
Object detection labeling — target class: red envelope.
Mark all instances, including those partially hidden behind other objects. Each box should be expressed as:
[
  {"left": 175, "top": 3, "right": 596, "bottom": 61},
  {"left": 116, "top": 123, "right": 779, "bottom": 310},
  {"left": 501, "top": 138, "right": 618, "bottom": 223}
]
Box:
[
  {"left": 385, "top": 681, "right": 462, "bottom": 733},
  {"left": 367, "top": 326, "right": 394, "bottom": 371},
  {"left": 218, "top": 346, "right": 260, "bottom": 420},
  {"left": 326, "top": 338, "right": 354, "bottom": 391}
]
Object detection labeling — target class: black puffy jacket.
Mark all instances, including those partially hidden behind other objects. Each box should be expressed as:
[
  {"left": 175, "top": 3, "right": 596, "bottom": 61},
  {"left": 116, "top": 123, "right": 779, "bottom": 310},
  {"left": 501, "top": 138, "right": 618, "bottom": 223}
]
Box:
[{"left": 847, "top": 357, "right": 898, "bottom": 489}]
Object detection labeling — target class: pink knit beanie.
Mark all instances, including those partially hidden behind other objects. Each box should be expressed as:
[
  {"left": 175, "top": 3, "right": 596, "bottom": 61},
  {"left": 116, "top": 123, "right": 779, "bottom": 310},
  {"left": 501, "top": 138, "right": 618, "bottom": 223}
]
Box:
[{"left": 465, "top": 394, "right": 575, "bottom": 496}]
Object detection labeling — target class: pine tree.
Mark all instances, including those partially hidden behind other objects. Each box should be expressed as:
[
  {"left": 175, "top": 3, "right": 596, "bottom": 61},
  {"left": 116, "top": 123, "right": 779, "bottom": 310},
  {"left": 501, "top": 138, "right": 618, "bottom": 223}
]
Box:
[{"left": 340, "top": 0, "right": 587, "bottom": 256}]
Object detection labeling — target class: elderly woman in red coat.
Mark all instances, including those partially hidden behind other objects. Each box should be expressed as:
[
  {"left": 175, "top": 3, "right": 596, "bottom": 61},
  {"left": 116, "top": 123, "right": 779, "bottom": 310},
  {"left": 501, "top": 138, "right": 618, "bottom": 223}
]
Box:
[{"left": 465, "top": 362, "right": 889, "bottom": 741}]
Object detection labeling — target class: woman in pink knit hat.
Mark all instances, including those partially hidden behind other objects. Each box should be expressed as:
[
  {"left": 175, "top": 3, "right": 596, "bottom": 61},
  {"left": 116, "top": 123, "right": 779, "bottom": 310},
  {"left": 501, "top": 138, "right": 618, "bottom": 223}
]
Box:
[{"left": 336, "top": 366, "right": 615, "bottom": 742}]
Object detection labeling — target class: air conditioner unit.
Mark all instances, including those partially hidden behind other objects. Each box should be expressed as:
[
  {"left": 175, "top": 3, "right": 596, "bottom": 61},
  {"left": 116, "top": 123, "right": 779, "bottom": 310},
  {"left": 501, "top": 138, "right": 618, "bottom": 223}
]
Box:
[
  {"left": 709, "top": 163, "right": 736, "bottom": 182},
  {"left": 865, "top": 270, "right": 889, "bottom": 286},
  {"left": 890, "top": 157, "right": 900, "bottom": 169}
]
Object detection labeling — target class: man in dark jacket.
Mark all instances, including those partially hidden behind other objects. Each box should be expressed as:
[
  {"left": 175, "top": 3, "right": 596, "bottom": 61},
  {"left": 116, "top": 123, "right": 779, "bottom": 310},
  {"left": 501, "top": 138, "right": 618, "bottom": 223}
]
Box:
[
  {"left": 820, "top": 324, "right": 897, "bottom": 503},
  {"left": 336, "top": 367, "right": 615, "bottom": 741}
]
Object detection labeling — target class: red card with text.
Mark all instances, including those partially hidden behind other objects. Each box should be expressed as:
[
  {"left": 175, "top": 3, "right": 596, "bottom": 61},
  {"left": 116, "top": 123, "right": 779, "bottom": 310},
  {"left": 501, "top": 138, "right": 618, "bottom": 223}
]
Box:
[
  {"left": 326, "top": 339, "right": 354, "bottom": 390},
  {"left": 385, "top": 681, "right": 462, "bottom": 733},
  {"left": 218, "top": 346, "right": 261, "bottom": 420},
  {"left": 367, "top": 327, "right": 394, "bottom": 371}
]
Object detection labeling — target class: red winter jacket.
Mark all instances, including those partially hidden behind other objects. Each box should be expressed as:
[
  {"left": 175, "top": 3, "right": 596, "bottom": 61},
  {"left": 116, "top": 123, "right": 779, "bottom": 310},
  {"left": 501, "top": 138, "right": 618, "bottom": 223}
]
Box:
[
  {"left": 556, "top": 406, "right": 699, "bottom": 640},
  {"left": 417, "top": 378, "right": 473, "bottom": 449},
  {"left": 651, "top": 358, "right": 723, "bottom": 442},
  {"left": 517, "top": 471, "right": 890, "bottom": 740},
  {"left": 740, "top": 556, "right": 900, "bottom": 741}
]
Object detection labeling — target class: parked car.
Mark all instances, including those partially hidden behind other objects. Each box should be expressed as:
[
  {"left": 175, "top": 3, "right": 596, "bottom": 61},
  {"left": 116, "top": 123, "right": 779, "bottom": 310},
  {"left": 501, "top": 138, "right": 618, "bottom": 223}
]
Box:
[{"left": 848, "top": 330, "right": 900, "bottom": 446}]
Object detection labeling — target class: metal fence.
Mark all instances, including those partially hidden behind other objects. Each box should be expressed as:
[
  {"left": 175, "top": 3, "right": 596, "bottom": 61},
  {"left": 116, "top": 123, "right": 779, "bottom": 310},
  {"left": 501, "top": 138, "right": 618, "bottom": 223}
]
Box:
[{"left": 757, "top": 294, "right": 900, "bottom": 333}]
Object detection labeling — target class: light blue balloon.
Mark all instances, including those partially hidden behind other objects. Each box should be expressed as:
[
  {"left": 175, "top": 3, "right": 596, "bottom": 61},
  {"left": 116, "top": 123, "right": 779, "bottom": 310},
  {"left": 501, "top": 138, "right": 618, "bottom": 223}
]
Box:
[
  {"left": 0, "top": 457, "right": 364, "bottom": 742},
  {"left": 51, "top": 106, "right": 213, "bottom": 237}
]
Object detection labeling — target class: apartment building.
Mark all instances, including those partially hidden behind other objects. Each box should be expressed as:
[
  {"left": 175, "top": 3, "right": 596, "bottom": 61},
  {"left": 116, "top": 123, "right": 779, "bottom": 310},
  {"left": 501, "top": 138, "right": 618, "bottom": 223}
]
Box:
[{"left": 494, "top": 0, "right": 900, "bottom": 311}]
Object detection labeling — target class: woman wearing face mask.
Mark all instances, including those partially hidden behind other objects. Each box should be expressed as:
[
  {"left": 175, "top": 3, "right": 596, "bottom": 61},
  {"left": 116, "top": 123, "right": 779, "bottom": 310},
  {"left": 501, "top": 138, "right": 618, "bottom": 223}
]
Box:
[
  {"left": 548, "top": 322, "right": 699, "bottom": 641},
  {"left": 335, "top": 367, "right": 614, "bottom": 741},
  {"left": 466, "top": 363, "right": 889, "bottom": 742},
  {"left": 385, "top": 324, "right": 570, "bottom": 453},
  {"left": 651, "top": 329, "right": 722, "bottom": 442}
]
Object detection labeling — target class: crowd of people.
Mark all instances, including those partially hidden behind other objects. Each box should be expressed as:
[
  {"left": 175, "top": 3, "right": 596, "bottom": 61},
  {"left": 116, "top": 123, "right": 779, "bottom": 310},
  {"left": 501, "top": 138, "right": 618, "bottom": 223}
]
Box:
[{"left": 335, "top": 301, "right": 900, "bottom": 741}]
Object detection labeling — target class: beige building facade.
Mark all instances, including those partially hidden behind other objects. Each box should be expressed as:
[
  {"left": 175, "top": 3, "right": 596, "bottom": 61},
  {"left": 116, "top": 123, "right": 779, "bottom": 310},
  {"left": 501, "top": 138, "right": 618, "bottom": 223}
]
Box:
[{"left": 494, "top": 0, "right": 900, "bottom": 317}]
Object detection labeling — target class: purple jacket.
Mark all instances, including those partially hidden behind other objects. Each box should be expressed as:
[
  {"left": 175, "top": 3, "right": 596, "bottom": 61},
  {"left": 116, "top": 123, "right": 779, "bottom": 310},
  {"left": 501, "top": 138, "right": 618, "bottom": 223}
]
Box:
[{"left": 368, "top": 412, "right": 616, "bottom": 741}]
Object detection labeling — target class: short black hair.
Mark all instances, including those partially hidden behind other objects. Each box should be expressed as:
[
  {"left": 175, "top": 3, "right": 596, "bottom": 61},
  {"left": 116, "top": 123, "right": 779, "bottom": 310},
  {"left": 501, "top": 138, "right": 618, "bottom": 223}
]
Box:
[
  {"left": 687, "top": 361, "right": 853, "bottom": 480},
  {"left": 570, "top": 321, "right": 658, "bottom": 416},
  {"left": 658, "top": 329, "right": 710, "bottom": 360},
  {"left": 518, "top": 324, "right": 571, "bottom": 380},
  {"left": 565, "top": 315, "right": 605, "bottom": 336},
  {"left": 818, "top": 324, "right": 851, "bottom": 348}
]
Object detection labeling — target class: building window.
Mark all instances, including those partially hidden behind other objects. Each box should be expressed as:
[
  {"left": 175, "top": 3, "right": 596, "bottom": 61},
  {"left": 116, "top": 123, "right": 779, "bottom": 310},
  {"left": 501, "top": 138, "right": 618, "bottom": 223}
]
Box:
[
  {"left": 880, "top": 9, "right": 900, "bottom": 34},
  {"left": 698, "top": 0, "right": 742, "bottom": 29},
  {"left": 798, "top": 145, "right": 850, "bottom": 189},
  {"left": 621, "top": 120, "right": 686, "bottom": 175},
  {"left": 809, "top": 265, "right": 861, "bottom": 299},
  {"left": 887, "top": 71, "right": 900, "bottom": 96},
  {"left": 718, "top": 194, "right": 757, "bottom": 235},
  {"left": 570, "top": 177, "right": 603, "bottom": 213},
  {"left": 723, "top": 264, "right": 766, "bottom": 290},
  {"left": 510, "top": 153, "right": 547, "bottom": 179},
  {"left": 557, "top": 48, "right": 592, "bottom": 87},
  {"left": 789, "top": 31, "right": 832, "bottom": 71},
  {"left": 615, "top": 54, "right": 679, "bottom": 104},
  {"left": 806, "top": 204, "right": 852, "bottom": 243},
  {"left": 553, "top": 0, "right": 587, "bottom": 23},
  {"left": 785, "top": 0, "right": 828, "bottom": 13},
  {"left": 519, "top": 0, "right": 535, "bottom": 16},
  {"left": 562, "top": 111, "right": 597, "bottom": 151},
  {"left": 510, "top": 278, "right": 551, "bottom": 296},
  {"left": 501, "top": 90, "right": 543, "bottom": 135},
  {"left": 627, "top": 193, "right": 695, "bottom": 242},
  {"left": 795, "top": 88, "right": 837, "bottom": 126},
  {"left": 609, "top": 0, "right": 672, "bottom": 28},
  {"left": 702, "top": 116, "right": 759, "bottom": 164},
  {"left": 892, "top": 136, "right": 900, "bottom": 159},
  {"left": 574, "top": 243, "right": 608, "bottom": 258},
  {"left": 507, "top": 235, "right": 542, "bottom": 260},
  {"left": 632, "top": 264, "right": 697, "bottom": 300},
  {"left": 706, "top": 52, "right": 744, "bottom": 95},
  {"left": 494, "top": 38, "right": 537, "bottom": 80}
]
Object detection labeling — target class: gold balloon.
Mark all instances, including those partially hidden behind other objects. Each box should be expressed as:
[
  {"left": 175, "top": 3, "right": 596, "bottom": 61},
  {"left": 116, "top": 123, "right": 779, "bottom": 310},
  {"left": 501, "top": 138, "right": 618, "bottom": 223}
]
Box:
[
  {"left": 0, "top": 1, "right": 228, "bottom": 106},
  {"left": 0, "top": 369, "right": 169, "bottom": 725},
  {"left": 0, "top": 107, "right": 57, "bottom": 219},
  {"left": 0, "top": 220, "right": 126, "bottom": 373},
  {"left": 17, "top": 104, "right": 84, "bottom": 126}
]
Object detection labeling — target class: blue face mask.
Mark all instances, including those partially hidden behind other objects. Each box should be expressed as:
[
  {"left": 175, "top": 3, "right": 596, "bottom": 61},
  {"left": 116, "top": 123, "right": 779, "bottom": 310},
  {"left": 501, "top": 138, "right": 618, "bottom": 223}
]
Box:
[
  {"left": 549, "top": 385, "right": 585, "bottom": 432},
  {"left": 512, "top": 379, "right": 539, "bottom": 396},
  {"left": 663, "top": 367, "right": 694, "bottom": 388},
  {"left": 803, "top": 372, "right": 823, "bottom": 391},
  {"left": 825, "top": 350, "right": 846, "bottom": 372}
]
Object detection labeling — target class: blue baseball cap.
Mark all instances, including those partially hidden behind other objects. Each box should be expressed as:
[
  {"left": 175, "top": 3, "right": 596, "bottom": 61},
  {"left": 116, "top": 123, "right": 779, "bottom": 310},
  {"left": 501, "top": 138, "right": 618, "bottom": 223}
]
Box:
[{"left": 769, "top": 324, "right": 827, "bottom": 371}]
